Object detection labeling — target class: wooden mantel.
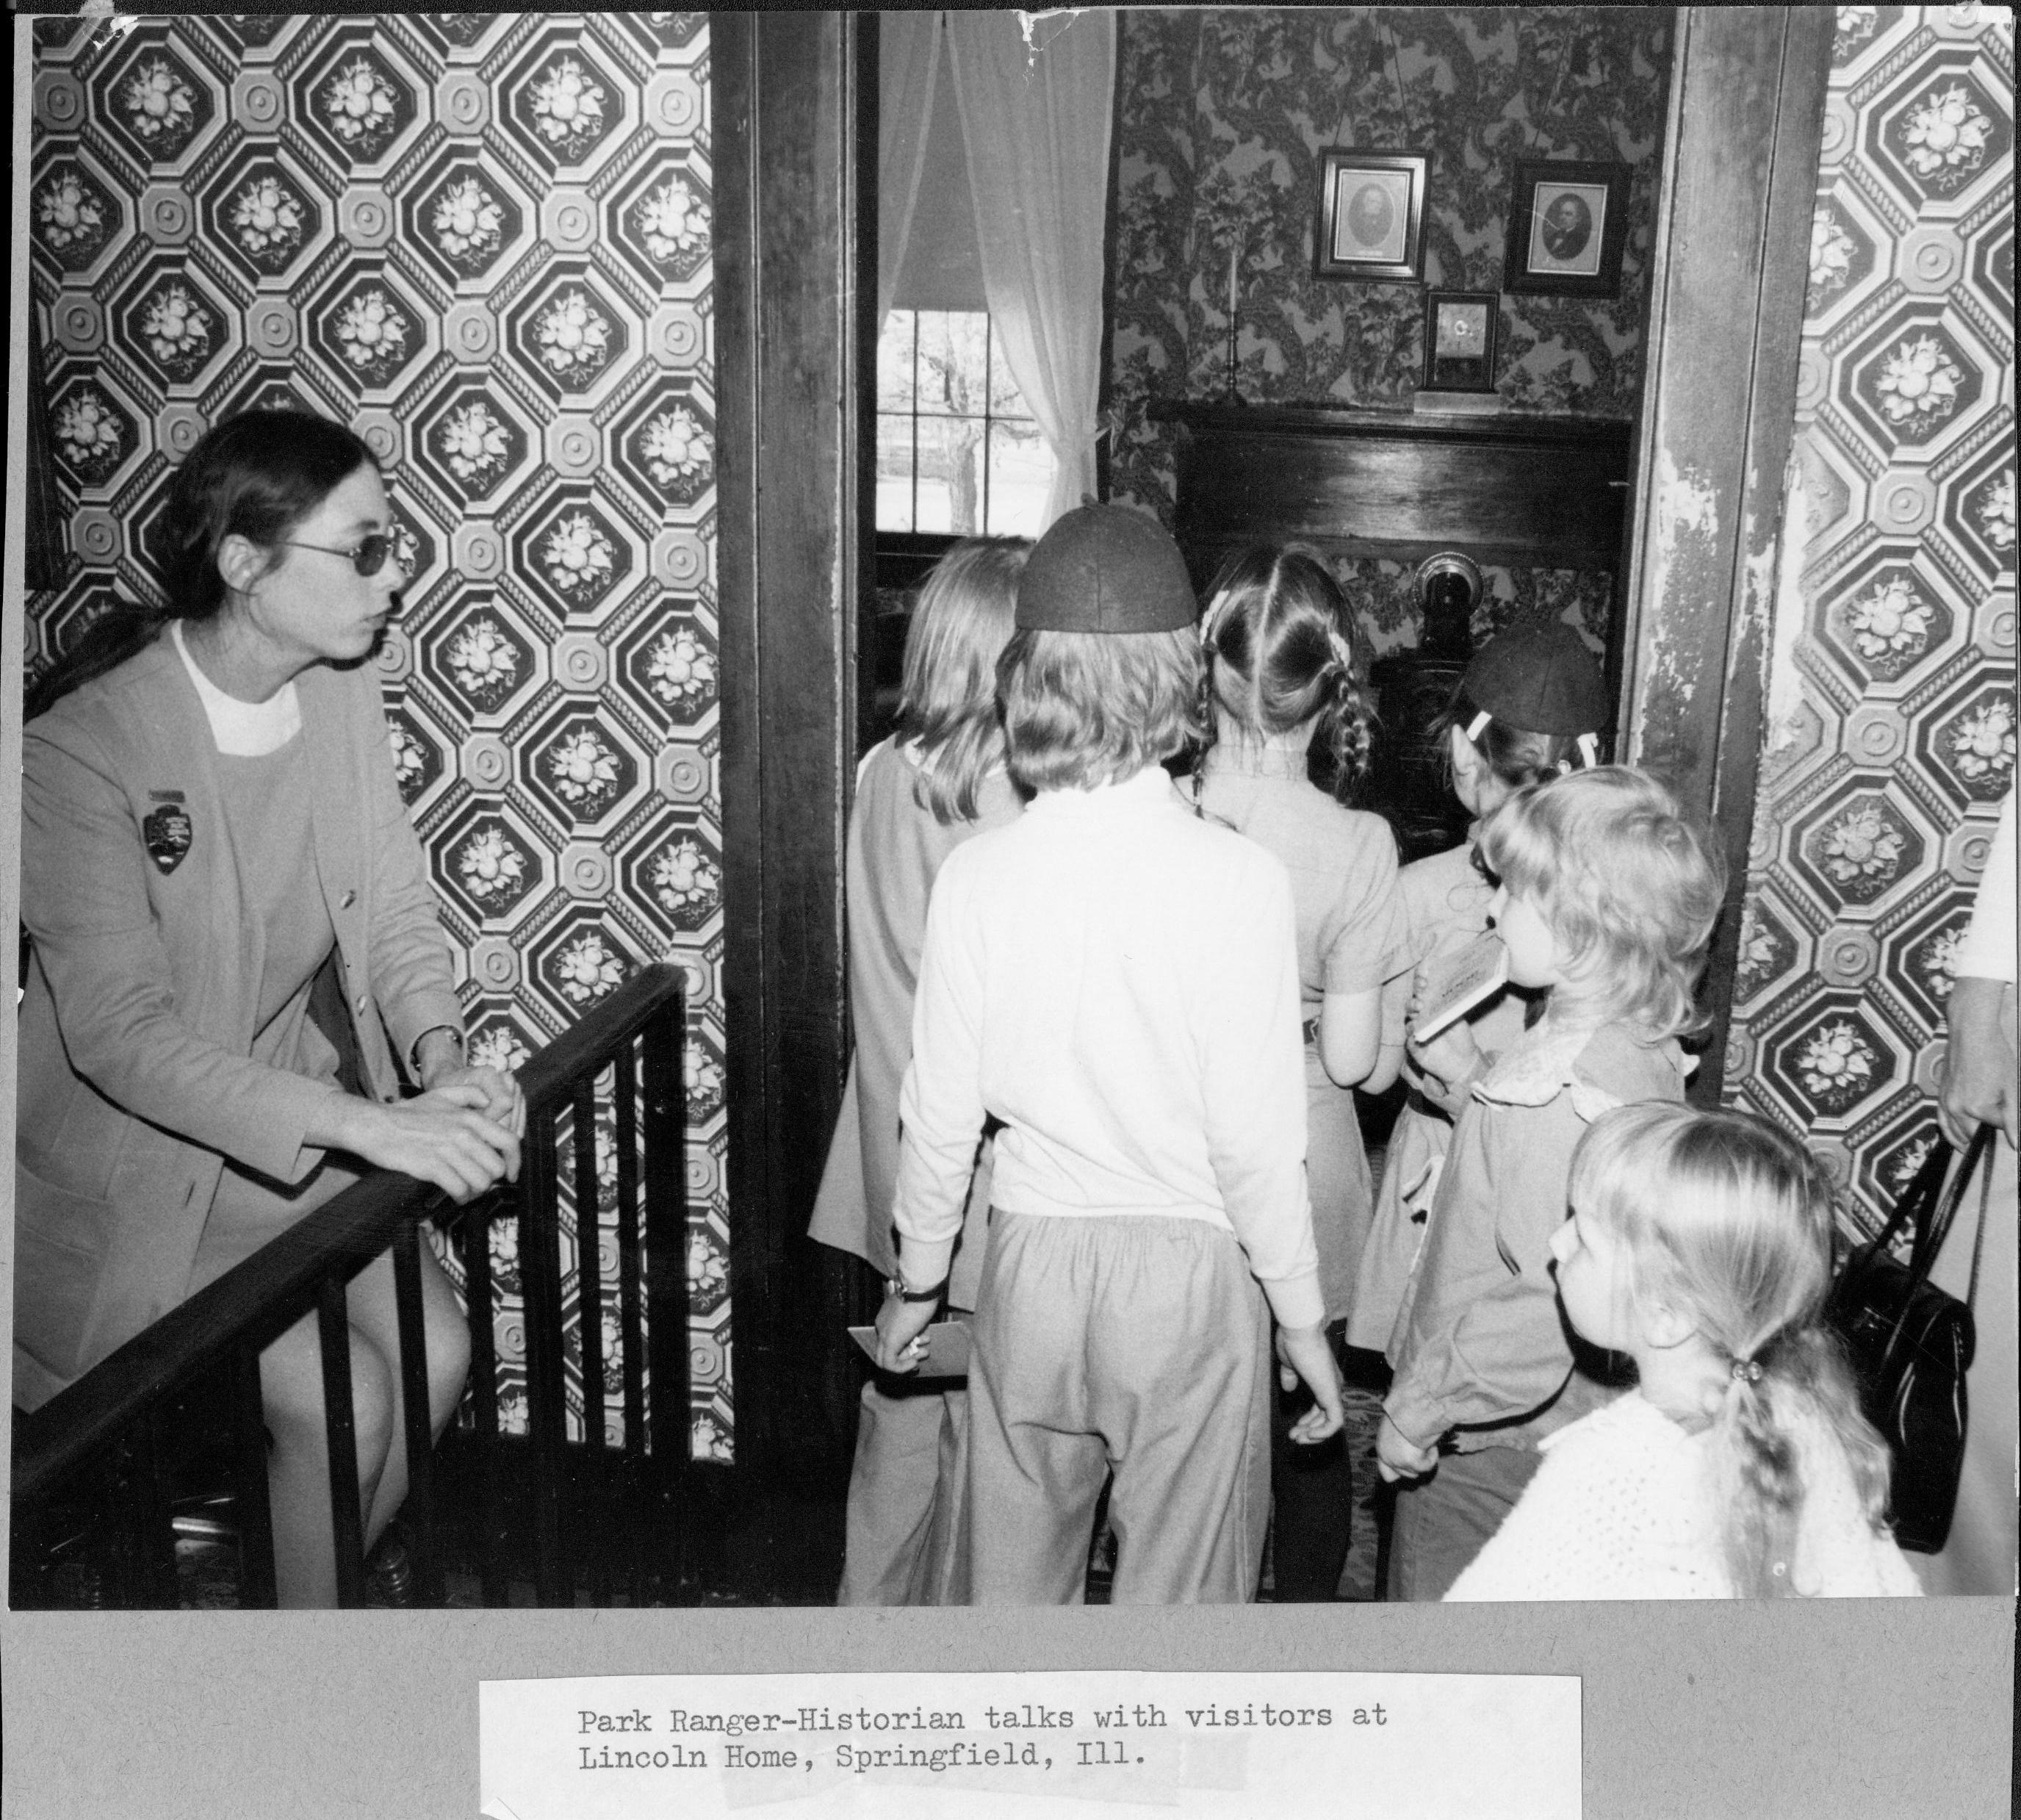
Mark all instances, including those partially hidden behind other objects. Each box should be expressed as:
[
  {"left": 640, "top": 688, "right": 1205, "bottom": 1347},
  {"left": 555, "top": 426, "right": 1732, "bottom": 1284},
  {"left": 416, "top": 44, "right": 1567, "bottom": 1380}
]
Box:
[{"left": 1148, "top": 400, "right": 1635, "bottom": 581}]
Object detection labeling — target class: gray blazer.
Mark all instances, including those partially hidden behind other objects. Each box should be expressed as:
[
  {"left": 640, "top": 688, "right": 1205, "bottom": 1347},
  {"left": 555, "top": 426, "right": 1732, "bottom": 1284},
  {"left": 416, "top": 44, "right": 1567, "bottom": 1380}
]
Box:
[{"left": 12, "top": 633, "right": 464, "bottom": 1410}]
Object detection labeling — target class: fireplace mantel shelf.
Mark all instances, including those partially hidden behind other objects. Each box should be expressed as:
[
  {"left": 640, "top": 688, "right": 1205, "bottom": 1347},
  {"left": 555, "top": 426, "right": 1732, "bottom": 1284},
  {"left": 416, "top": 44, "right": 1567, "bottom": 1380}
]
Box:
[
  {"left": 1150, "top": 397, "right": 1636, "bottom": 577},
  {"left": 1147, "top": 398, "right": 1636, "bottom": 455}
]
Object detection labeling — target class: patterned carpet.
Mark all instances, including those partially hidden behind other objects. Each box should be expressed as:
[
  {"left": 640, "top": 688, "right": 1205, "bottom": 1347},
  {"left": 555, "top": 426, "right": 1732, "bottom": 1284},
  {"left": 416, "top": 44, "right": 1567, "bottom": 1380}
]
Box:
[
  {"left": 26, "top": 1487, "right": 1388, "bottom": 1608},
  {"left": 35, "top": 1525, "right": 438, "bottom": 1612}
]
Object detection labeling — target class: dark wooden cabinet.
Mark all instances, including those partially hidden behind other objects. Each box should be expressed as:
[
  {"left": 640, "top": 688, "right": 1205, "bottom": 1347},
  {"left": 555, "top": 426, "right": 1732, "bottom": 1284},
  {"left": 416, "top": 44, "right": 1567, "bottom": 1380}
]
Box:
[
  {"left": 1153, "top": 401, "right": 1635, "bottom": 859},
  {"left": 1153, "top": 401, "right": 1634, "bottom": 576}
]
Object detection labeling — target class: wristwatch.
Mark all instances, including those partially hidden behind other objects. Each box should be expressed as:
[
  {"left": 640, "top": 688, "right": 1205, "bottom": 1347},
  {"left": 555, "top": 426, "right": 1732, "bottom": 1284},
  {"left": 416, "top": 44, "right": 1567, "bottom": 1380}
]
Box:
[{"left": 887, "top": 1276, "right": 948, "bottom": 1305}]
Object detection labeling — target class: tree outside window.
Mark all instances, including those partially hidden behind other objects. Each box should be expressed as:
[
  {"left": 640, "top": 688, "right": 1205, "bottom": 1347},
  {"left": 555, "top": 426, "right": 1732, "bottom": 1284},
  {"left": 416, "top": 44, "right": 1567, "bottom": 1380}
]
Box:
[{"left": 876, "top": 310, "right": 1053, "bottom": 536}]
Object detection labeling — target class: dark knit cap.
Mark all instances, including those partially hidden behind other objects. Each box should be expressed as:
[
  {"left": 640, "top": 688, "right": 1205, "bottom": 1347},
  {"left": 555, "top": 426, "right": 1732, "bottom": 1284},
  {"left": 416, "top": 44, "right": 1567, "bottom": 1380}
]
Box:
[
  {"left": 1462, "top": 614, "right": 1610, "bottom": 735},
  {"left": 1015, "top": 505, "right": 1197, "bottom": 633}
]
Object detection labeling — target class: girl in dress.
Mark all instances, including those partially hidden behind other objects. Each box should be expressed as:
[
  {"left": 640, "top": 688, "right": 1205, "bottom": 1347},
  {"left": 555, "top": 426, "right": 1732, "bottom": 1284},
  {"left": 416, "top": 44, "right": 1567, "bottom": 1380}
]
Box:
[
  {"left": 1191, "top": 546, "right": 1411, "bottom": 1600},
  {"left": 809, "top": 537, "right": 1029, "bottom": 1604},
  {"left": 1375, "top": 766, "right": 1724, "bottom": 1600},
  {"left": 1348, "top": 615, "right": 1608, "bottom": 1358},
  {"left": 1447, "top": 1101, "right": 1920, "bottom": 1600}
]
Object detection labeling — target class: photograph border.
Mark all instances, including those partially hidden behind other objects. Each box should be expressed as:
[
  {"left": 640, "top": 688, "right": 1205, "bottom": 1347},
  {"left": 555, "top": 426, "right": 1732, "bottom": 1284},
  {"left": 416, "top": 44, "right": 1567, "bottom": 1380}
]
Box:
[
  {"left": 1503, "top": 157, "right": 1632, "bottom": 298},
  {"left": 1314, "top": 148, "right": 1428, "bottom": 284},
  {"left": 4, "top": 12, "right": 2017, "bottom": 1820},
  {"left": 1421, "top": 288, "right": 1501, "bottom": 392}
]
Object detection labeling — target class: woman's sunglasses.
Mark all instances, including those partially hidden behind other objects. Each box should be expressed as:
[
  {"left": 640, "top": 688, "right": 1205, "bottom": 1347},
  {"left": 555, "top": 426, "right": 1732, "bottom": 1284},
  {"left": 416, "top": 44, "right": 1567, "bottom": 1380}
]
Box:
[{"left": 284, "top": 532, "right": 397, "bottom": 576}]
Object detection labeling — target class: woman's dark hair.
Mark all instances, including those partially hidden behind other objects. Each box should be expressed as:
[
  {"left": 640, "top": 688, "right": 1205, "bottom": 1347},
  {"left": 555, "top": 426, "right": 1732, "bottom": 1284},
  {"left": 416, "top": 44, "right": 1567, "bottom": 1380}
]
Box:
[
  {"left": 1194, "top": 544, "right": 1376, "bottom": 805},
  {"left": 27, "top": 410, "right": 376, "bottom": 720}
]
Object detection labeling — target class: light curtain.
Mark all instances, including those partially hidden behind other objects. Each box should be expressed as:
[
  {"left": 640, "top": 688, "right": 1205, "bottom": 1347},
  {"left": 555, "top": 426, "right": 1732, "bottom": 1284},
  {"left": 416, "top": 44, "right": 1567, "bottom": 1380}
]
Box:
[
  {"left": 877, "top": 11, "right": 943, "bottom": 330},
  {"left": 944, "top": 9, "right": 1117, "bottom": 527}
]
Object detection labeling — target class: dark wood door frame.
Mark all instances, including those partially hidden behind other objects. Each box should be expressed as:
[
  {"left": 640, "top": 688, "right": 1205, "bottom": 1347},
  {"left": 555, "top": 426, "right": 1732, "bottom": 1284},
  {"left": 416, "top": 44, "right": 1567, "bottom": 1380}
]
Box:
[
  {"left": 708, "top": 7, "right": 1835, "bottom": 1497},
  {"left": 1616, "top": 5, "right": 1834, "bottom": 1105},
  {"left": 713, "top": 12, "right": 878, "bottom": 1497}
]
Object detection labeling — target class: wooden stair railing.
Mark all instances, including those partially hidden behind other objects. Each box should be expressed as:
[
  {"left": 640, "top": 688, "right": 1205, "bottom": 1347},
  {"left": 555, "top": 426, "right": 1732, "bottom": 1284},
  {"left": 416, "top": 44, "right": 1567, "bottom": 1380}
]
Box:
[{"left": 10, "top": 962, "right": 687, "bottom": 1609}]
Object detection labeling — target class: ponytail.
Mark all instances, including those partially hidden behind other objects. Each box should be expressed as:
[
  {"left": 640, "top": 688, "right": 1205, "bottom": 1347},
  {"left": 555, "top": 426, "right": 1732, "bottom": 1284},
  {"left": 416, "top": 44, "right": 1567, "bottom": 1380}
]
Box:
[
  {"left": 1707, "top": 1325, "right": 1893, "bottom": 1597},
  {"left": 1571, "top": 1103, "right": 1900, "bottom": 1599},
  {"left": 1315, "top": 624, "right": 1376, "bottom": 805}
]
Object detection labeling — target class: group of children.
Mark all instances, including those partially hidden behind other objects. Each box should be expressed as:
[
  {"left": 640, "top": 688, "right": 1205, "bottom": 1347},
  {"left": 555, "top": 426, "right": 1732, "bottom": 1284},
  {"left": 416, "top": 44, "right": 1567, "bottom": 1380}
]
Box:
[{"left": 810, "top": 506, "right": 1920, "bottom": 1607}]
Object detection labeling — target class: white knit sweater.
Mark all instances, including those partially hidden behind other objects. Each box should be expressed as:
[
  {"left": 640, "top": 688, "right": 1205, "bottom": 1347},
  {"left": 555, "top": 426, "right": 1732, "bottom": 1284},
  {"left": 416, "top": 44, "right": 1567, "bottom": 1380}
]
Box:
[{"left": 1445, "top": 1390, "right": 1923, "bottom": 1601}]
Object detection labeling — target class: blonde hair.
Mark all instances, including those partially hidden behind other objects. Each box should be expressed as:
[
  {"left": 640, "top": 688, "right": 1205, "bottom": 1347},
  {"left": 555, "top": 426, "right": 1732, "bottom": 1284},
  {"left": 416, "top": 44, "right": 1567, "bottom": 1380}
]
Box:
[
  {"left": 1480, "top": 766, "right": 1725, "bottom": 1038},
  {"left": 997, "top": 626, "right": 1205, "bottom": 794},
  {"left": 894, "top": 538, "right": 1030, "bottom": 824},
  {"left": 1195, "top": 544, "right": 1376, "bottom": 803},
  {"left": 1569, "top": 1103, "right": 1895, "bottom": 1597}
]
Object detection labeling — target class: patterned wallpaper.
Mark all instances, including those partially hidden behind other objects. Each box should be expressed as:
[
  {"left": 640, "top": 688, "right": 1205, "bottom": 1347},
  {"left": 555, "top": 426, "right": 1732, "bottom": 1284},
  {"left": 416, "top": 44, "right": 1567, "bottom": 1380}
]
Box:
[
  {"left": 26, "top": 12, "right": 734, "bottom": 1460},
  {"left": 1722, "top": 4, "right": 2014, "bottom": 1234},
  {"left": 1106, "top": 6, "right": 1674, "bottom": 531},
  {"left": 1296, "top": 556, "right": 1612, "bottom": 663}
]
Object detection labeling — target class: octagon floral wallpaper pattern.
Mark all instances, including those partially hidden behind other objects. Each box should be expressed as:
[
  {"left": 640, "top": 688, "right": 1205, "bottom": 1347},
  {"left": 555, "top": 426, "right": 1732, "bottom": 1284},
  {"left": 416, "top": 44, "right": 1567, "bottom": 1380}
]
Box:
[
  {"left": 27, "top": 12, "right": 733, "bottom": 1460},
  {"left": 1723, "top": 3, "right": 2014, "bottom": 1232}
]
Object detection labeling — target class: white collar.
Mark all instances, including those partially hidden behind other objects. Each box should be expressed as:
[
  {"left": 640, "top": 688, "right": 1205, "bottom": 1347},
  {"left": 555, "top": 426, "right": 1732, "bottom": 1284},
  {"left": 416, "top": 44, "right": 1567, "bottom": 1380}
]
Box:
[
  {"left": 1026, "top": 764, "right": 1180, "bottom": 815},
  {"left": 172, "top": 620, "right": 302, "bottom": 758},
  {"left": 1203, "top": 741, "right": 1308, "bottom": 782}
]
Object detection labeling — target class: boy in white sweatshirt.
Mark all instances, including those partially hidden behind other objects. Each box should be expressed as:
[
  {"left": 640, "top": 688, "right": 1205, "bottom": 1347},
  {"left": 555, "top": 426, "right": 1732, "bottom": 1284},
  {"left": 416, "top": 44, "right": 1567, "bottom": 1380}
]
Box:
[{"left": 875, "top": 506, "right": 1344, "bottom": 1604}]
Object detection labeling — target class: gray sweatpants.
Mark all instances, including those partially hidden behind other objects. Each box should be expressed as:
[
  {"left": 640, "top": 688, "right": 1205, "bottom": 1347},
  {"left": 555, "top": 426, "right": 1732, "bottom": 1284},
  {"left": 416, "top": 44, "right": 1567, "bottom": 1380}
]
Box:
[{"left": 959, "top": 1211, "right": 1273, "bottom": 1605}]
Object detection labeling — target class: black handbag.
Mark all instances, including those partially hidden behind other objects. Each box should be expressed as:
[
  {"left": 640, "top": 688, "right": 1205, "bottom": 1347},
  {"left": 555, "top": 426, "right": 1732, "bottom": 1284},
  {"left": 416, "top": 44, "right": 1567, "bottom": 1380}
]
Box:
[{"left": 1825, "top": 1123, "right": 1996, "bottom": 1555}]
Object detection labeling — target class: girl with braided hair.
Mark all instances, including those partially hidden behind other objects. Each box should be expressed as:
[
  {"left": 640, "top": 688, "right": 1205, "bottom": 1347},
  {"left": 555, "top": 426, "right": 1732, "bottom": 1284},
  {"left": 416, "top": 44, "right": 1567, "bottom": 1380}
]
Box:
[
  {"left": 1447, "top": 1101, "right": 1918, "bottom": 1600},
  {"left": 1188, "top": 544, "right": 1411, "bottom": 1601}
]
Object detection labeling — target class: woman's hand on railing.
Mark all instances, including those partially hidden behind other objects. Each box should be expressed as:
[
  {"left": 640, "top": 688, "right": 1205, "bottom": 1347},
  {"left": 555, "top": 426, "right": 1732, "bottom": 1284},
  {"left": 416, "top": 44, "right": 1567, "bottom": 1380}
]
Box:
[
  {"left": 310, "top": 1087, "right": 522, "bottom": 1202},
  {"left": 419, "top": 1060, "right": 528, "bottom": 1142}
]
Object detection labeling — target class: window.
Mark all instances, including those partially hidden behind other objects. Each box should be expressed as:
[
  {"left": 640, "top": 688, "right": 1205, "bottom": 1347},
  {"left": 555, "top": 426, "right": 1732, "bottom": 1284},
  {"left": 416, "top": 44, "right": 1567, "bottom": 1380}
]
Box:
[{"left": 875, "top": 309, "right": 1054, "bottom": 537}]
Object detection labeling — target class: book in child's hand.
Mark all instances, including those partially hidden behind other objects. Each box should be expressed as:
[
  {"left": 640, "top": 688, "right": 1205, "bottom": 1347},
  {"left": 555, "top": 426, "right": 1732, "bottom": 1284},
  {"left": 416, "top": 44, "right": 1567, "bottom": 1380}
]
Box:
[
  {"left": 1411, "top": 933, "right": 1510, "bottom": 1043},
  {"left": 849, "top": 1319, "right": 971, "bottom": 1379}
]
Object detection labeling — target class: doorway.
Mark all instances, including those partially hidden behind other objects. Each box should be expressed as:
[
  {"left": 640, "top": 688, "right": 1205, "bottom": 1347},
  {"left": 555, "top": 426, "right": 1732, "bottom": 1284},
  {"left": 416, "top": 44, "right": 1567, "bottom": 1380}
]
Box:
[{"left": 706, "top": 5, "right": 1836, "bottom": 1596}]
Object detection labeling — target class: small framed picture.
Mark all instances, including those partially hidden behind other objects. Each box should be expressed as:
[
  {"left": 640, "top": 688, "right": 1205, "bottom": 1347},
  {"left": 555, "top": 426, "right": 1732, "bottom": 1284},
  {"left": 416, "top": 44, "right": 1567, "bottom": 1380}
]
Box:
[
  {"left": 1315, "top": 150, "right": 1428, "bottom": 283},
  {"left": 1422, "top": 289, "right": 1499, "bottom": 392},
  {"left": 1504, "top": 159, "right": 1630, "bottom": 297}
]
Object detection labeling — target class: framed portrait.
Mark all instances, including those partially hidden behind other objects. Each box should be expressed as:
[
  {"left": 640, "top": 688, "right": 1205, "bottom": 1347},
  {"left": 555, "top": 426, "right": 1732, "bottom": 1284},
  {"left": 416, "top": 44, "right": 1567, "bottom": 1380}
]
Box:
[
  {"left": 1314, "top": 150, "right": 1428, "bottom": 283},
  {"left": 1422, "top": 289, "right": 1499, "bottom": 392},
  {"left": 1504, "top": 159, "right": 1631, "bottom": 297}
]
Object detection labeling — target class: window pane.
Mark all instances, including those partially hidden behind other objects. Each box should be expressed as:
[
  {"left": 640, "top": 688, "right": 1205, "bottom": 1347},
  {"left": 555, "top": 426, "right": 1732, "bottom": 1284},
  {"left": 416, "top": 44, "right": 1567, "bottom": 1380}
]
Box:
[
  {"left": 915, "top": 415, "right": 984, "bottom": 536},
  {"left": 876, "top": 311, "right": 917, "bottom": 414},
  {"left": 875, "top": 414, "right": 915, "bottom": 533},
  {"left": 915, "top": 310, "right": 989, "bottom": 417},
  {"left": 985, "top": 419, "right": 1052, "bottom": 538}
]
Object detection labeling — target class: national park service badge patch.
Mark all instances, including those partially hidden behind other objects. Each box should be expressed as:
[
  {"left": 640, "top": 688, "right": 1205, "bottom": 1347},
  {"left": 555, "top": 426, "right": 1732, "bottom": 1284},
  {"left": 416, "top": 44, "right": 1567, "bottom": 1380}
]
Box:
[{"left": 143, "top": 791, "right": 192, "bottom": 874}]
